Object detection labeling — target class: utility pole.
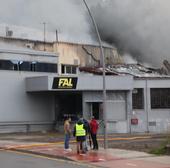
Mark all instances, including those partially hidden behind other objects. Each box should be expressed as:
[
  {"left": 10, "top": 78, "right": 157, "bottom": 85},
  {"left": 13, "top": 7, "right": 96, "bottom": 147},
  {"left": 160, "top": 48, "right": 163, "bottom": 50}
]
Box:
[{"left": 82, "top": 0, "right": 107, "bottom": 149}]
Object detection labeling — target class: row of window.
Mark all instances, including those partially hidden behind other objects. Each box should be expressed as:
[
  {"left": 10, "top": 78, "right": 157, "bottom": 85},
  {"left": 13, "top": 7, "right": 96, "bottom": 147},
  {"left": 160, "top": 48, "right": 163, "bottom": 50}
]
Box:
[
  {"left": 0, "top": 59, "right": 58, "bottom": 73},
  {"left": 0, "top": 59, "right": 79, "bottom": 75},
  {"left": 132, "top": 88, "right": 170, "bottom": 109}
]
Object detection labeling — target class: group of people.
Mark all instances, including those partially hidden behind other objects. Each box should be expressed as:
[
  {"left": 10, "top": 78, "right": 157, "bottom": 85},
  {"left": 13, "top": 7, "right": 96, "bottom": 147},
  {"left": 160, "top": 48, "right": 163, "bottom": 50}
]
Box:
[{"left": 64, "top": 116, "right": 99, "bottom": 154}]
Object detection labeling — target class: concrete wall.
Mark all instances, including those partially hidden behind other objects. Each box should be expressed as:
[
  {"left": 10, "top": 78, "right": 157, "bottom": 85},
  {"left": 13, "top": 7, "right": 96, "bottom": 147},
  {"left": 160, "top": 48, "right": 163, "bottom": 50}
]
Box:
[
  {"left": 0, "top": 37, "right": 54, "bottom": 52},
  {"left": 82, "top": 91, "right": 129, "bottom": 133},
  {"left": 132, "top": 79, "right": 170, "bottom": 133},
  {"left": 26, "top": 75, "right": 133, "bottom": 92},
  {"left": 26, "top": 74, "right": 133, "bottom": 133},
  {"left": 0, "top": 37, "right": 123, "bottom": 75},
  {"left": 0, "top": 70, "right": 55, "bottom": 133},
  {"left": 53, "top": 42, "right": 122, "bottom": 74}
]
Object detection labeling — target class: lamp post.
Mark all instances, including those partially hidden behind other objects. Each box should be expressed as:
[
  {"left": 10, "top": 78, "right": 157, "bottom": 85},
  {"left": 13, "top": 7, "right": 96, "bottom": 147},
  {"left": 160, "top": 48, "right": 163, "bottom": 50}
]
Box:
[
  {"left": 42, "top": 22, "right": 46, "bottom": 51},
  {"left": 82, "top": 0, "right": 107, "bottom": 149}
]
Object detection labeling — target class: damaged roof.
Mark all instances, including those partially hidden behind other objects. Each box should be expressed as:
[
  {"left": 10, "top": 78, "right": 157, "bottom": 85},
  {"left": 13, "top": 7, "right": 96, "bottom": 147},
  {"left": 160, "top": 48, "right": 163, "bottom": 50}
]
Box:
[{"left": 79, "top": 61, "right": 170, "bottom": 78}]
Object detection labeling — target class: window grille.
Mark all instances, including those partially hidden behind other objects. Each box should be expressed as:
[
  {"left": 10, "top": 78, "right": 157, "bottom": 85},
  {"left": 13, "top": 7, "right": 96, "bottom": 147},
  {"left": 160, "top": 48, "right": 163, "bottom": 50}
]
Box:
[
  {"left": 151, "top": 88, "right": 170, "bottom": 109},
  {"left": 132, "top": 88, "right": 144, "bottom": 109}
]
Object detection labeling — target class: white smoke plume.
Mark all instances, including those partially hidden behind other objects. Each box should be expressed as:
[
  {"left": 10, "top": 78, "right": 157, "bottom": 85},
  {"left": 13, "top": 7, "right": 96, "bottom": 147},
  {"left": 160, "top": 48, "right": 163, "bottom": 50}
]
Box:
[
  {"left": 91, "top": 0, "right": 170, "bottom": 67},
  {"left": 1, "top": 0, "right": 169, "bottom": 67},
  {"left": 0, "top": 0, "right": 94, "bottom": 43}
]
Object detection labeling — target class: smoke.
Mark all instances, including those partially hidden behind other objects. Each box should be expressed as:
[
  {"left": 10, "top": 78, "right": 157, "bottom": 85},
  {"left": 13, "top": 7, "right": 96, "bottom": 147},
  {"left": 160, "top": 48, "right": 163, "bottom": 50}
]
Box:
[
  {"left": 1, "top": 0, "right": 170, "bottom": 66},
  {"left": 0, "top": 0, "right": 94, "bottom": 43},
  {"left": 91, "top": 0, "right": 170, "bottom": 67}
]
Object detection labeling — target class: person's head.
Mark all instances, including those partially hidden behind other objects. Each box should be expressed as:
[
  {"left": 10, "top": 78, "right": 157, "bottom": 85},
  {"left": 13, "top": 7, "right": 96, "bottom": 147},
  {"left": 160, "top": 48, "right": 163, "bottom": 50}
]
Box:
[
  {"left": 91, "top": 116, "right": 95, "bottom": 120},
  {"left": 65, "top": 117, "right": 71, "bottom": 122},
  {"left": 68, "top": 117, "right": 71, "bottom": 122},
  {"left": 77, "top": 117, "right": 84, "bottom": 125}
]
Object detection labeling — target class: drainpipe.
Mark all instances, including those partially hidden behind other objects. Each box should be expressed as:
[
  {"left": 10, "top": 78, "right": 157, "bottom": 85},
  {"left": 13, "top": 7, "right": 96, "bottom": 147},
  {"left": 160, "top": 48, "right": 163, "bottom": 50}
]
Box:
[
  {"left": 145, "top": 79, "right": 149, "bottom": 133},
  {"left": 127, "top": 90, "right": 132, "bottom": 134}
]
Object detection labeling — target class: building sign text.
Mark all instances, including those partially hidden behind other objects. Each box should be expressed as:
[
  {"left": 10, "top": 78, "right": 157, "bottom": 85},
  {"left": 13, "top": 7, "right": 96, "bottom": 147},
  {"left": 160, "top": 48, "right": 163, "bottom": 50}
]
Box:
[{"left": 52, "top": 77, "right": 78, "bottom": 89}]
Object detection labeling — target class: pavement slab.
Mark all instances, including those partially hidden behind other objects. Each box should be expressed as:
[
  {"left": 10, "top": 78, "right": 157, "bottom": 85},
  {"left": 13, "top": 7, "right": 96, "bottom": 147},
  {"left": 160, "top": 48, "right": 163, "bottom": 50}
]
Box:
[
  {"left": 93, "top": 159, "right": 170, "bottom": 168},
  {"left": 14, "top": 144, "right": 122, "bottom": 163},
  {"left": 0, "top": 133, "right": 170, "bottom": 168},
  {"left": 4, "top": 144, "right": 169, "bottom": 168}
]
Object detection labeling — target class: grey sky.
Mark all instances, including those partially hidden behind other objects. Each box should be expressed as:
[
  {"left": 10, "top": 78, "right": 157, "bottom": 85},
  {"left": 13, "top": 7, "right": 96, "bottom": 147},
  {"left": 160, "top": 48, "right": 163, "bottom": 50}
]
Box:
[
  {"left": 0, "top": 0, "right": 92, "bottom": 41},
  {"left": 0, "top": 0, "right": 170, "bottom": 66}
]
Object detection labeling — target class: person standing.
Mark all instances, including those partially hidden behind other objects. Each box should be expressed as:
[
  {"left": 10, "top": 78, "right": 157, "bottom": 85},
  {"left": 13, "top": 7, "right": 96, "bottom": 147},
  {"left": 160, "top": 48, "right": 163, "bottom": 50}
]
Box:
[
  {"left": 90, "top": 116, "right": 99, "bottom": 150},
  {"left": 64, "top": 117, "right": 72, "bottom": 151},
  {"left": 82, "top": 118, "right": 91, "bottom": 151},
  {"left": 73, "top": 118, "right": 86, "bottom": 154}
]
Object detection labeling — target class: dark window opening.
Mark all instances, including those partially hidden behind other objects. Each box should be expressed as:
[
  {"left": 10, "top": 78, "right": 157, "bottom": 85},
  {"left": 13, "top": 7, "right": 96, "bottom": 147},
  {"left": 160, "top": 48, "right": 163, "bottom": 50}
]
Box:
[
  {"left": 13, "top": 64, "right": 18, "bottom": 70},
  {"left": 92, "top": 102, "right": 101, "bottom": 120},
  {"left": 61, "top": 65, "right": 65, "bottom": 74},
  {"left": 19, "top": 61, "right": 30, "bottom": 71},
  {"left": 72, "top": 66, "right": 77, "bottom": 74},
  {"left": 132, "top": 88, "right": 144, "bottom": 109},
  {"left": 36, "top": 62, "right": 57, "bottom": 73},
  {"left": 31, "top": 62, "right": 36, "bottom": 71},
  {"left": 66, "top": 66, "right": 71, "bottom": 74},
  {"left": 55, "top": 93, "right": 82, "bottom": 122},
  {"left": 0, "top": 60, "right": 14, "bottom": 70},
  {"left": 151, "top": 88, "right": 170, "bottom": 109},
  {"left": 0, "top": 59, "right": 57, "bottom": 73},
  {"left": 61, "top": 64, "right": 77, "bottom": 74}
]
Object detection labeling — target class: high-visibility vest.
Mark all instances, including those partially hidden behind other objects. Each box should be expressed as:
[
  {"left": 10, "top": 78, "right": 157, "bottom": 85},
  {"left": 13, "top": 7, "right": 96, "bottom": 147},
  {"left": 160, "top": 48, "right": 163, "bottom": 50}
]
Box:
[{"left": 76, "top": 124, "right": 86, "bottom": 136}]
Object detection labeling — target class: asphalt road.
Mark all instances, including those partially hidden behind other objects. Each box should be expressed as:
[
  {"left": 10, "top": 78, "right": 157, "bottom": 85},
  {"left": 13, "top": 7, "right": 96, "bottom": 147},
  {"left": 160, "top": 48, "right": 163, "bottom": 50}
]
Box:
[{"left": 0, "top": 150, "right": 97, "bottom": 168}]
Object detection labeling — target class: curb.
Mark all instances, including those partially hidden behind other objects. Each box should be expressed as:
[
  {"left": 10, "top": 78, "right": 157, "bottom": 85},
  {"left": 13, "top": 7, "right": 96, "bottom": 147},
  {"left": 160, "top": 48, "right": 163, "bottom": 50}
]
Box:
[{"left": 7, "top": 148, "right": 74, "bottom": 162}]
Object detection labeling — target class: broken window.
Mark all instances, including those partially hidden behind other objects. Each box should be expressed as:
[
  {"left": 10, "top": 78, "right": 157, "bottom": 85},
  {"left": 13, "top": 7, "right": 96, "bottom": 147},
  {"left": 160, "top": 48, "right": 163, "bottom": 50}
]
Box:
[
  {"left": 151, "top": 88, "right": 170, "bottom": 109},
  {"left": 132, "top": 88, "right": 144, "bottom": 109}
]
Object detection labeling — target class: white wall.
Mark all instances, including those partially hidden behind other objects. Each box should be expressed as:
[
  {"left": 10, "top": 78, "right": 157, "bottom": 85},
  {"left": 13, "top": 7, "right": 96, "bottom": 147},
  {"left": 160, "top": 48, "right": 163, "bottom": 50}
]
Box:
[
  {"left": 0, "top": 70, "right": 55, "bottom": 125},
  {"left": 133, "top": 78, "right": 170, "bottom": 133},
  {"left": 83, "top": 91, "right": 129, "bottom": 133}
]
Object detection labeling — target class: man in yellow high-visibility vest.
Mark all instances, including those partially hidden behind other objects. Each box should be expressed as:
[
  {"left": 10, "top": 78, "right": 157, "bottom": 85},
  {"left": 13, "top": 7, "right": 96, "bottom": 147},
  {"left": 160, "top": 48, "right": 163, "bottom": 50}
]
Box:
[{"left": 73, "top": 118, "right": 86, "bottom": 154}]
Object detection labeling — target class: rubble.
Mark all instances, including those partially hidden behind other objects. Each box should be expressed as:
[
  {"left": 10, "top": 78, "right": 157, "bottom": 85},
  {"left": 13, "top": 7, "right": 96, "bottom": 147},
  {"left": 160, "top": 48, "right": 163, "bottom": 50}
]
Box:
[{"left": 79, "top": 63, "right": 170, "bottom": 78}]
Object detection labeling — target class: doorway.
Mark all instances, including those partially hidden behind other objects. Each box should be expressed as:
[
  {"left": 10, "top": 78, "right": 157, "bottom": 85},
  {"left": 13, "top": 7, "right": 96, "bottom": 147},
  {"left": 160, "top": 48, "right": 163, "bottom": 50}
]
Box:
[
  {"left": 88, "top": 102, "right": 103, "bottom": 120},
  {"left": 54, "top": 92, "right": 82, "bottom": 122}
]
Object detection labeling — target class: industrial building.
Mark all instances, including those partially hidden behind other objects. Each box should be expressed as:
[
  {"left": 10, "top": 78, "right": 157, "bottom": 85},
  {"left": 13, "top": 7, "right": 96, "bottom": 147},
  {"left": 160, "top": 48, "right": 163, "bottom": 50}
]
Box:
[{"left": 0, "top": 25, "right": 170, "bottom": 134}]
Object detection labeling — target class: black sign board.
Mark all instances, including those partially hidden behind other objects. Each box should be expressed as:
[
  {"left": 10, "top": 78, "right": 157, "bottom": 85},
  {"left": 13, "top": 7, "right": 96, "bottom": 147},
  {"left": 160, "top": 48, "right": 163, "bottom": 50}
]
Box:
[{"left": 52, "top": 77, "right": 78, "bottom": 89}]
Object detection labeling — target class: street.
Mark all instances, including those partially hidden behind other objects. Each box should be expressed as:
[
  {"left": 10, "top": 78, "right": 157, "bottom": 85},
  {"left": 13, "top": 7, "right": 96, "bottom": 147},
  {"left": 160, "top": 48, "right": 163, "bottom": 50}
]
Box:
[{"left": 0, "top": 150, "right": 97, "bottom": 168}]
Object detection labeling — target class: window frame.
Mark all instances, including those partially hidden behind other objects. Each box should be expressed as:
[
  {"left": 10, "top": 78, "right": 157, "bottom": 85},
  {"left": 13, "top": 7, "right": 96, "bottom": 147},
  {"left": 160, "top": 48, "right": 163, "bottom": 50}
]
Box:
[
  {"left": 0, "top": 59, "right": 58, "bottom": 73},
  {"left": 132, "top": 88, "right": 144, "bottom": 109},
  {"left": 151, "top": 88, "right": 170, "bottom": 109},
  {"left": 61, "top": 64, "right": 77, "bottom": 75}
]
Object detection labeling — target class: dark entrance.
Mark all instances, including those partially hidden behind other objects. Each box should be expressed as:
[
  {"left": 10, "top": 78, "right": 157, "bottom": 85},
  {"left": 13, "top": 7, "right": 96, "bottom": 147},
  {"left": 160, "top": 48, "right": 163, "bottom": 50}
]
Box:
[
  {"left": 92, "top": 102, "right": 102, "bottom": 120},
  {"left": 54, "top": 92, "right": 82, "bottom": 122}
]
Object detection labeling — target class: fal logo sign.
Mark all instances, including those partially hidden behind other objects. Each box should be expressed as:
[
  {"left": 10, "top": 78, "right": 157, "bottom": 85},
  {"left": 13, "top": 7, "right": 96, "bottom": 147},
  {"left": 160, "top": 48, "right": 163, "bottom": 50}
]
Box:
[{"left": 52, "top": 77, "right": 78, "bottom": 89}]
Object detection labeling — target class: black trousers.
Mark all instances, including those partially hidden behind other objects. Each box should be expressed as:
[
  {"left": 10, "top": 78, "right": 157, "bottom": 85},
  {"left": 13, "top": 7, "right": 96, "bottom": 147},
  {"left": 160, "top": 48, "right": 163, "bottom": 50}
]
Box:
[{"left": 91, "top": 133, "right": 98, "bottom": 149}]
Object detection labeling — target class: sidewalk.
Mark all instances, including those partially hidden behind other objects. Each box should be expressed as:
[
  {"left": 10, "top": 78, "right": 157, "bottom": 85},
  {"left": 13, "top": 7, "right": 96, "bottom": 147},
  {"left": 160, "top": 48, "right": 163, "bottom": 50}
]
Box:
[{"left": 0, "top": 132, "right": 170, "bottom": 168}]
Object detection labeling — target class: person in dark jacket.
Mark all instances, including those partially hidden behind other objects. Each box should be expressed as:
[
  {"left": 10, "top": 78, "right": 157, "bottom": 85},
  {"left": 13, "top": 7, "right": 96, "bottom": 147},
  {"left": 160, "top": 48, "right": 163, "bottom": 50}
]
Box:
[
  {"left": 82, "top": 118, "right": 91, "bottom": 151},
  {"left": 73, "top": 118, "right": 86, "bottom": 154},
  {"left": 89, "top": 116, "right": 99, "bottom": 150}
]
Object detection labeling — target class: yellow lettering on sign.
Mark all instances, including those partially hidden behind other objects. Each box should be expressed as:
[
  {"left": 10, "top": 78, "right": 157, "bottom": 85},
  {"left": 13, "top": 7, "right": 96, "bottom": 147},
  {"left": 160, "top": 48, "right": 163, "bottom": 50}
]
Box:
[{"left": 58, "top": 78, "right": 73, "bottom": 88}]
